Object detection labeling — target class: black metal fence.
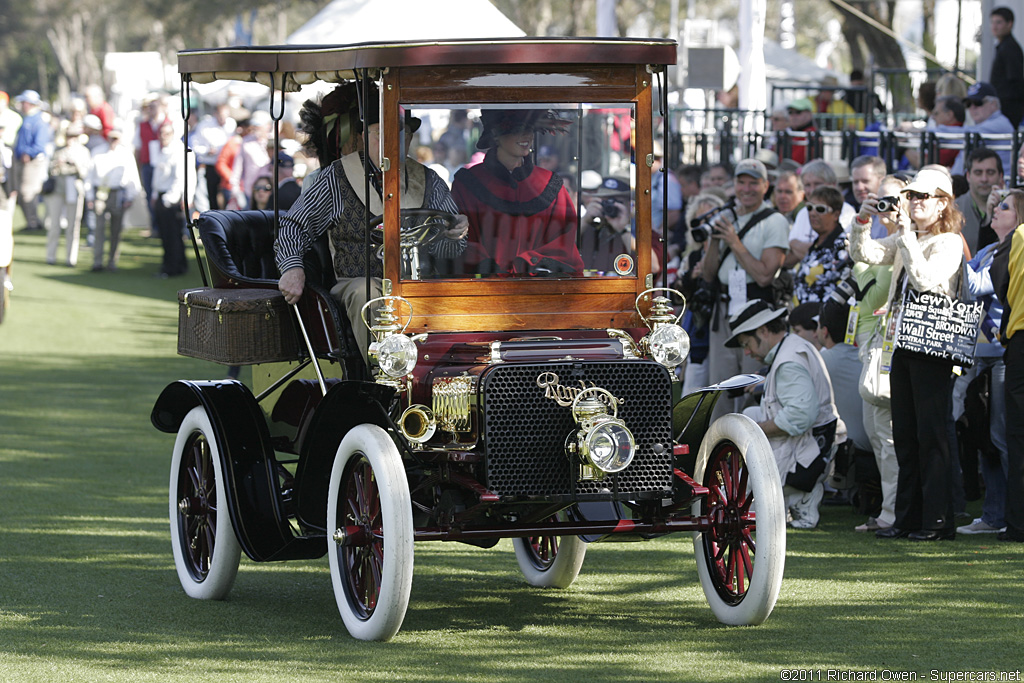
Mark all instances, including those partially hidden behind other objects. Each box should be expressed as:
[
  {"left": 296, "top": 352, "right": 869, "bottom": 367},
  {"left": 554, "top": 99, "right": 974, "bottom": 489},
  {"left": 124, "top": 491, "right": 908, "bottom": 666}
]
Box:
[{"left": 666, "top": 107, "right": 1023, "bottom": 186}]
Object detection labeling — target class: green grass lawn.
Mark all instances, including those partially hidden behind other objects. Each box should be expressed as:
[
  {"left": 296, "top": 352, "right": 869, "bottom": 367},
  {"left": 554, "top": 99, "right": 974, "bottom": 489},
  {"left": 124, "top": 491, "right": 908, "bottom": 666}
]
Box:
[{"left": 1, "top": 217, "right": 1022, "bottom": 682}]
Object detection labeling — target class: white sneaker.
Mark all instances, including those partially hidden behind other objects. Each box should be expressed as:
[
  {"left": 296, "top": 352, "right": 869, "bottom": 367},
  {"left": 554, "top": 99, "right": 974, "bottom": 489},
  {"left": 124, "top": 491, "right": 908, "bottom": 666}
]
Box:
[
  {"left": 956, "top": 518, "right": 1001, "bottom": 534},
  {"left": 788, "top": 482, "right": 824, "bottom": 529}
]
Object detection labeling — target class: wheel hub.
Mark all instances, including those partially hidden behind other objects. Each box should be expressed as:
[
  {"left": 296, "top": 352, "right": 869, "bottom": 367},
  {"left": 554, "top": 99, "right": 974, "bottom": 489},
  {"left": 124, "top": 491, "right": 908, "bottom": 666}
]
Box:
[{"left": 178, "top": 496, "right": 210, "bottom": 516}]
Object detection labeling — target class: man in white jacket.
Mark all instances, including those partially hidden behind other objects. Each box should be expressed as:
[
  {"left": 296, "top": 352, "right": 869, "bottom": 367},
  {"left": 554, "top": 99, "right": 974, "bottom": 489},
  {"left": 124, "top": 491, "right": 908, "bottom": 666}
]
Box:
[
  {"left": 726, "top": 299, "right": 840, "bottom": 529},
  {"left": 86, "top": 122, "right": 141, "bottom": 271}
]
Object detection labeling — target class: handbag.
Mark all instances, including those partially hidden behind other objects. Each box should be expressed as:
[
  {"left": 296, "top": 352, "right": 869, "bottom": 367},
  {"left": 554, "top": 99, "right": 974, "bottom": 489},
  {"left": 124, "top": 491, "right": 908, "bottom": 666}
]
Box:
[
  {"left": 858, "top": 328, "right": 891, "bottom": 407},
  {"left": 41, "top": 176, "right": 56, "bottom": 195},
  {"left": 889, "top": 259, "right": 982, "bottom": 368}
]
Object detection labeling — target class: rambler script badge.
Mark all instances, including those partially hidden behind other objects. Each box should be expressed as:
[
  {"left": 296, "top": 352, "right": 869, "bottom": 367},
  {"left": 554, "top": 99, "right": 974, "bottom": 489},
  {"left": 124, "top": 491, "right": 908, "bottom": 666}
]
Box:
[{"left": 536, "top": 372, "right": 623, "bottom": 407}]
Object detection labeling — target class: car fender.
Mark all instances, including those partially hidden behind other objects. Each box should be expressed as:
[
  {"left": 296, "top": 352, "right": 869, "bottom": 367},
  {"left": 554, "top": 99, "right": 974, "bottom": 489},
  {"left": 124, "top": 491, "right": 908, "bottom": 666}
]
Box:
[
  {"left": 672, "top": 373, "right": 764, "bottom": 475},
  {"left": 152, "top": 380, "right": 323, "bottom": 562},
  {"left": 293, "top": 380, "right": 397, "bottom": 532}
]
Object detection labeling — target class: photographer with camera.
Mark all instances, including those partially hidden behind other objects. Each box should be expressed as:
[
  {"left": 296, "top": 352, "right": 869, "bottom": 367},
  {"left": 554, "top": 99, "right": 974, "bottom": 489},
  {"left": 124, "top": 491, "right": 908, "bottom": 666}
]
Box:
[
  {"left": 579, "top": 175, "right": 640, "bottom": 274},
  {"left": 675, "top": 192, "right": 726, "bottom": 394},
  {"left": 700, "top": 158, "right": 790, "bottom": 420}
]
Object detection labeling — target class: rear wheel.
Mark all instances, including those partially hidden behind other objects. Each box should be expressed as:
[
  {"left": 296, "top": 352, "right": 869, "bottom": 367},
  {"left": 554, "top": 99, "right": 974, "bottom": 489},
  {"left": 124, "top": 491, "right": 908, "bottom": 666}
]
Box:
[
  {"left": 327, "top": 424, "right": 414, "bottom": 641},
  {"left": 513, "top": 514, "right": 586, "bottom": 588},
  {"left": 692, "top": 414, "right": 785, "bottom": 625},
  {"left": 169, "top": 407, "right": 241, "bottom": 600}
]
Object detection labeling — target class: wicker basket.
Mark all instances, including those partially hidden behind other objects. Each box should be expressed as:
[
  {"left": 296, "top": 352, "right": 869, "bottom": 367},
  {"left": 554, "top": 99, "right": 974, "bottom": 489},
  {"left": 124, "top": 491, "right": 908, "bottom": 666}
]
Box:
[{"left": 177, "top": 287, "right": 303, "bottom": 364}]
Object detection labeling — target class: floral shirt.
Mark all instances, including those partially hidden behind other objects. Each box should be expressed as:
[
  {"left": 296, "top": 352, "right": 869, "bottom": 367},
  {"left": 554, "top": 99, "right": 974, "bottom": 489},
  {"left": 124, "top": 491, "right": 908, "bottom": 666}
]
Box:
[{"left": 793, "top": 226, "right": 851, "bottom": 304}]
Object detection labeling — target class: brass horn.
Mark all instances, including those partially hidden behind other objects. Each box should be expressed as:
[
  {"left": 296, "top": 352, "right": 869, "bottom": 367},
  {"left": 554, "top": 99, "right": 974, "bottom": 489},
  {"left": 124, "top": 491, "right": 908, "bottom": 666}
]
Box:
[{"left": 399, "top": 405, "right": 436, "bottom": 443}]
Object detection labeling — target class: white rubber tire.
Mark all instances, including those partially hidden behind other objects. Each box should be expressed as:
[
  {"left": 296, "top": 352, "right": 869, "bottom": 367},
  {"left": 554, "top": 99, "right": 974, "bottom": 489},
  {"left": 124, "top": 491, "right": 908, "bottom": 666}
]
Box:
[
  {"left": 327, "top": 424, "right": 414, "bottom": 641},
  {"left": 513, "top": 519, "right": 587, "bottom": 589},
  {"left": 691, "top": 413, "right": 786, "bottom": 625},
  {"left": 169, "top": 406, "right": 242, "bottom": 600}
]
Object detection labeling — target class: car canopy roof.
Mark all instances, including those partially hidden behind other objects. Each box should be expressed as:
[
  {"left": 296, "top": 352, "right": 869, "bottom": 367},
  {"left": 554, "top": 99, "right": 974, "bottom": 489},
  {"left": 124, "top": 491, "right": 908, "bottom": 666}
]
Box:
[{"left": 178, "top": 37, "right": 678, "bottom": 90}]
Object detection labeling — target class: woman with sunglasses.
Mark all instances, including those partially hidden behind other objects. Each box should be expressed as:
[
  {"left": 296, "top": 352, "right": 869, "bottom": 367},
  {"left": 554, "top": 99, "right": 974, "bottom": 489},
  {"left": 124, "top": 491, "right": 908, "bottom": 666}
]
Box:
[
  {"left": 249, "top": 175, "right": 274, "bottom": 212},
  {"left": 851, "top": 168, "right": 966, "bottom": 541},
  {"left": 793, "top": 186, "right": 850, "bottom": 304},
  {"left": 954, "top": 190, "right": 1024, "bottom": 537}
]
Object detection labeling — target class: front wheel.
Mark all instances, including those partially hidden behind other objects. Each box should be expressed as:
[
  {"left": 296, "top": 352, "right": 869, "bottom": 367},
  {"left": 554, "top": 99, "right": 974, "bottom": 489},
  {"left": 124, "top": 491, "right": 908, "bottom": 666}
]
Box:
[
  {"left": 327, "top": 424, "right": 414, "bottom": 641},
  {"left": 512, "top": 514, "right": 587, "bottom": 589},
  {"left": 169, "top": 406, "right": 242, "bottom": 600},
  {"left": 692, "top": 413, "right": 785, "bottom": 625}
]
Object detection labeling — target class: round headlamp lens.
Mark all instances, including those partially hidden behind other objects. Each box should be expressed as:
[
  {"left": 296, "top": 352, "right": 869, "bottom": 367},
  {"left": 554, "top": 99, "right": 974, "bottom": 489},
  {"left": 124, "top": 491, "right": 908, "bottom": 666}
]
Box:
[
  {"left": 649, "top": 324, "right": 690, "bottom": 368},
  {"left": 584, "top": 421, "right": 635, "bottom": 472},
  {"left": 377, "top": 333, "right": 418, "bottom": 378}
]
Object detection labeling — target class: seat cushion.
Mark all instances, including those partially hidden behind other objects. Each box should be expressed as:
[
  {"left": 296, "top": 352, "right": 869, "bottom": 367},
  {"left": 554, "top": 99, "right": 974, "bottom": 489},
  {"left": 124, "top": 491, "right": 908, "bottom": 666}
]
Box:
[{"left": 197, "top": 210, "right": 279, "bottom": 286}]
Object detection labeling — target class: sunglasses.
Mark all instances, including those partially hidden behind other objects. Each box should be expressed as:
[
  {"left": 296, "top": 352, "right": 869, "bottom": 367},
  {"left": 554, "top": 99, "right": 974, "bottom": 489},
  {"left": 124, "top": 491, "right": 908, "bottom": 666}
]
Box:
[
  {"left": 807, "top": 203, "right": 834, "bottom": 214},
  {"left": 964, "top": 99, "right": 984, "bottom": 108},
  {"left": 254, "top": 185, "right": 273, "bottom": 192},
  {"left": 998, "top": 201, "right": 1013, "bottom": 212},
  {"left": 906, "top": 191, "right": 936, "bottom": 201}
]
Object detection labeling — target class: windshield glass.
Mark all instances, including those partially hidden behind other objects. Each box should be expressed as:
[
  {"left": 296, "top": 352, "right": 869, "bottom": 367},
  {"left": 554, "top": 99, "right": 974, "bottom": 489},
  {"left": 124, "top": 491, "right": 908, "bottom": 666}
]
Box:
[{"left": 398, "top": 103, "right": 637, "bottom": 281}]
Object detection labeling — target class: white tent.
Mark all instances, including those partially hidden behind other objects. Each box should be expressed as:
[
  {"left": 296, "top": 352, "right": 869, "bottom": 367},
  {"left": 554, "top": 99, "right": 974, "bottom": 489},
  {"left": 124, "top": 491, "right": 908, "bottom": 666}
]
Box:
[{"left": 287, "top": 0, "right": 525, "bottom": 45}]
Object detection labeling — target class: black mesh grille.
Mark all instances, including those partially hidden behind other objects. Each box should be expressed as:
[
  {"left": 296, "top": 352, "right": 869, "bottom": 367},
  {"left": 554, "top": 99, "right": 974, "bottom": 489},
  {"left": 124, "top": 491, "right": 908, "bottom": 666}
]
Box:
[{"left": 481, "top": 361, "right": 674, "bottom": 498}]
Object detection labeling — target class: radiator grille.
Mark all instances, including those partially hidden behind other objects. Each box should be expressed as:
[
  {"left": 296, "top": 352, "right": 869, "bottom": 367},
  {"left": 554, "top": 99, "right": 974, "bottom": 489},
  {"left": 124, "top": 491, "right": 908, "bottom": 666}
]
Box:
[{"left": 481, "top": 361, "right": 674, "bottom": 498}]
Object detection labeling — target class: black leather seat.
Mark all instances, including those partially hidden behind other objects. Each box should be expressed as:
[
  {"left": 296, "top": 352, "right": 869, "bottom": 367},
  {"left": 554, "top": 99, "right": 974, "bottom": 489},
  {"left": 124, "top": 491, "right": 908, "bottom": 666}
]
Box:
[{"left": 195, "top": 210, "right": 365, "bottom": 378}]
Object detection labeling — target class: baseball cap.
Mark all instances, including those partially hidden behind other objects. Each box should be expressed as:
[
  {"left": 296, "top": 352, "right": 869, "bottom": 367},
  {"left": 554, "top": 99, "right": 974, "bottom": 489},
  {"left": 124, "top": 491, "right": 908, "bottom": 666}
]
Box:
[
  {"left": 15, "top": 90, "right": 41, "bottom": 106},
  {"left": 787, "top": 97, "right": 814, "bottom": 113},
  {"left": 594, "top": 176, "right": 631, "bottom": 196},
  {"left": 902, "top": 168, "right": 954, "bottom": 198},
  {"left": 964, "top": 82, "right": 997, "bottom": 103},
  {"left": 734, "top": 158, "right": 768, "bottom": 182}
]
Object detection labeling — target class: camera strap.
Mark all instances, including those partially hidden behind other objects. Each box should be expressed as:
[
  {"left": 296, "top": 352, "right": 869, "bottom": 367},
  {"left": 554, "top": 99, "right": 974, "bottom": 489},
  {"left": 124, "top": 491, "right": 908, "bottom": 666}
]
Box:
[
  {"left": 710, "top": 207, "right": 777, "bottom": 331},
  {"left": 716, "top": 208, "right": 777, "bottom": 269}
]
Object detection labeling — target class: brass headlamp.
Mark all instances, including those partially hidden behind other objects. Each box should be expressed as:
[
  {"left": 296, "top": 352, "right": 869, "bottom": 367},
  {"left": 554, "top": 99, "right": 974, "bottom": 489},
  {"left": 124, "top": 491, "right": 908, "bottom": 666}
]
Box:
[
  {"left": 635, "top": 287, "right": 690, "bottom": 372},
  {"left": 360, "top": 293, "right": 418, "bottom": 386},
  {"left": 564, "top": 387, "right": 635, "bottom": 481}
]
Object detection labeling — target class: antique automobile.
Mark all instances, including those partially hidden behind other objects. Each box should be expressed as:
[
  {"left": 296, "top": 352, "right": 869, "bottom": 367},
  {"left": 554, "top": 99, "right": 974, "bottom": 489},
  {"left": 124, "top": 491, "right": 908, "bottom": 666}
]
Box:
[{"left": 151, "top": 37, "right": 785, "bottom": 642}]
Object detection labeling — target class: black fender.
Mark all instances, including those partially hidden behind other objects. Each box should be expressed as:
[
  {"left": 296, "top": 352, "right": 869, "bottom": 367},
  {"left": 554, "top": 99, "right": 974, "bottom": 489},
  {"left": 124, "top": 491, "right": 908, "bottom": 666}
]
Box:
[
  {"left": 151, "top": 380, "right": 324, "bottom": 562},
  {"left": 672, "top": 373, "right": 764, "bottom": 475},
  {"left": 293, "top": 380, "right": 397, "bottom": 533}
]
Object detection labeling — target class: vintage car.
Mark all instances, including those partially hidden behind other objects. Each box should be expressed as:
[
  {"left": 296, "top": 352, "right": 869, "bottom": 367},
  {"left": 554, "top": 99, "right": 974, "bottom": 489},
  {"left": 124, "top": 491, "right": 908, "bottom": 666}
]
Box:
[{"left": 151, "top": 37, "right": 785, "bottom": 642}]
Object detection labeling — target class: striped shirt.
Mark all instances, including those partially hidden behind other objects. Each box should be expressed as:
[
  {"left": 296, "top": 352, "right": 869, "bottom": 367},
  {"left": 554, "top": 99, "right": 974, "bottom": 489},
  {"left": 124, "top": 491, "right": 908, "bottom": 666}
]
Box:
[{"left": 275, "top": 155, "right": 460, "bottom": 276}]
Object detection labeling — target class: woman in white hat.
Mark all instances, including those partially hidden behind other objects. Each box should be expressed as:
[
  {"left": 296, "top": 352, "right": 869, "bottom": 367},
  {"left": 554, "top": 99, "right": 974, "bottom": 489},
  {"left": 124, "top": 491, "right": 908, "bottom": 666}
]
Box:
[{"left": 851, "top": 167, "right": 965, "bottom": 541}]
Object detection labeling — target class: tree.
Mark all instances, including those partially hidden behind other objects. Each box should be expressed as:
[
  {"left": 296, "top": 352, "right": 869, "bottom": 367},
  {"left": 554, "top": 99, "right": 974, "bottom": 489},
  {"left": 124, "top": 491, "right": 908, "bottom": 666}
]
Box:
[{"left": 0, "top": 0, "right": 327, "bottom": 104}]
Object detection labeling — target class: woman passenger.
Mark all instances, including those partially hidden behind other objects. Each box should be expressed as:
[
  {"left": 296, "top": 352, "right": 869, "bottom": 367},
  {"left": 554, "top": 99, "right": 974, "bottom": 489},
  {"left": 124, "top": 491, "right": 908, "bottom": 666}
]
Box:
[{"left": 451, "top": 109, "right": 583, "bottom": 275}]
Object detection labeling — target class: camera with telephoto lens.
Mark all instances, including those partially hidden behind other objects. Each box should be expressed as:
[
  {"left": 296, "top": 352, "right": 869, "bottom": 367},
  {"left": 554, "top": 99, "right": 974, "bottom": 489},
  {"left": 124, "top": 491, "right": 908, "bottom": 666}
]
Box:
[
  {"left": 601, "top": 197, "right": 622, "bottom": 219},
  {"left": 827, "top": 276, "right": 860, "bottom": 305},
  {"left": 689, "top": 201, "right": 737, "bottom": 243},
  {"left": 875, "top": 196, "right": 899, "bottom": 213}
]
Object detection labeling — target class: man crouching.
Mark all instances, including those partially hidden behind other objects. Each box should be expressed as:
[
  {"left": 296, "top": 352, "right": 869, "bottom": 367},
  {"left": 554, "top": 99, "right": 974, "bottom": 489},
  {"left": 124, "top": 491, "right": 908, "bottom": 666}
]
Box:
[{"left": 725, "top": 299, "right": 840, "bottom": 529}]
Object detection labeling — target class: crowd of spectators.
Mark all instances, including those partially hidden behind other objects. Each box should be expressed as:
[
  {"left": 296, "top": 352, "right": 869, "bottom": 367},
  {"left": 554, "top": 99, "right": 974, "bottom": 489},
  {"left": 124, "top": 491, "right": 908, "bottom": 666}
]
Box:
[
  {"left": 659, "top": 6, "right": 1024, "bottom": 536},
  {"left": 0, "top": 83, "right": 314, "bottom": 277},
  {"left": 665, "top": 137, "right": 1024, "bottom": 540}
]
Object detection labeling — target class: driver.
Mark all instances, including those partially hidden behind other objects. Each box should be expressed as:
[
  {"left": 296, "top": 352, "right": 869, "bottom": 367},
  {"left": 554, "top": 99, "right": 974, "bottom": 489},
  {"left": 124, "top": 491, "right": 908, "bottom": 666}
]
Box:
[
  {"left": 451, "top": 109, "right": 583, "bottom": 275},
  {"left": 276, "top": 84, "right": 468, "bottom": 362}
]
